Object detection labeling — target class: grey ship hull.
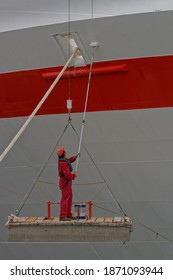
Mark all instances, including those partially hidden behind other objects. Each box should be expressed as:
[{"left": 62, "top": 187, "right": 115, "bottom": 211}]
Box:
[
  {"left": 1, "top": 109, "right": 173, "bottom": 259},
  {"left": 1, "top": 1, "right": 173, "bottom": 259}
]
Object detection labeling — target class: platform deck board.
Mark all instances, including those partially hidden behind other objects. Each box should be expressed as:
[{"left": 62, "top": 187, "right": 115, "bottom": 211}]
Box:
[
  {"left": 105, "top": 217, "right": 113, "bottom": 223},
  {"left": 26, "top": 217, "right": 37, "bottom": 223}
]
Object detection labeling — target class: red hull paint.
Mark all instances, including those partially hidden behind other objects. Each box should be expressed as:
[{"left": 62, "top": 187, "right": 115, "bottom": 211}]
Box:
[{"left": 1, "top": 55, "right": 173, "bottom": 118}]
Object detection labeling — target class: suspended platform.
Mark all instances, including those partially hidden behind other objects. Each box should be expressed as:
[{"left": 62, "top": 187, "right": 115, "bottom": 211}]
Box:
[{"left": 6, "top": 215, "right": 132, "bottom": 242}]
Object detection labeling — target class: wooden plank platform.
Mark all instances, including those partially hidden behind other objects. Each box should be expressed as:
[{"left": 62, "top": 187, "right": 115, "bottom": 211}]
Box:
[{"left": 6, "top": 215, "right": 133, "bottom": 242}]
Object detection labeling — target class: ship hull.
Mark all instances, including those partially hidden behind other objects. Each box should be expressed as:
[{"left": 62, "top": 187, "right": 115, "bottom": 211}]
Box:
[{"left": 1, "top": 8, "right": 173, "bottom": 259}]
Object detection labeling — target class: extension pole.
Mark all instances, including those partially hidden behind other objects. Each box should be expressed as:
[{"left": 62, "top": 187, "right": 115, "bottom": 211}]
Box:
[
  {"left": 75, "top": 43, "right": 98, "bottom": 172},
  {"left": 0, "top": 48, "right": 78, "bottom": 163}
]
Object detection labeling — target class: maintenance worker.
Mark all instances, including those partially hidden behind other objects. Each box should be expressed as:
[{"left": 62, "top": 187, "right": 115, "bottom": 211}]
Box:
[{"left": 57, "top": 146, "right": 79, "bottom": 221}]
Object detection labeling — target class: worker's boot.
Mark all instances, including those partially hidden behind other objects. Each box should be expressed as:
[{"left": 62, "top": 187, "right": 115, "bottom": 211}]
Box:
[
  {"left": 60, "top": 217, "right": 71, "bottom": 221},
  {"left": 69, "top": 216, "right": 77, "bottom": 220}
]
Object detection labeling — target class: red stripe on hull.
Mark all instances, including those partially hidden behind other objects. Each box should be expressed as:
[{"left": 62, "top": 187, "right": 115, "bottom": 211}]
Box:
[{"left": 1, "top": 56, "right": 173, "bottom": 118}]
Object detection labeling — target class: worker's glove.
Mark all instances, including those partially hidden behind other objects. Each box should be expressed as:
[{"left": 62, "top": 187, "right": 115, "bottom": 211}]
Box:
[{"left": 75, "top": 153, "right": 80, "bottom": 159}]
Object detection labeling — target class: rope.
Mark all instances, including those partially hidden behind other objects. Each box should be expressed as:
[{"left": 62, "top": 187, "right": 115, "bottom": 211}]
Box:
[
  {"left": 15, "top": 120, "right": 70, "bottom": 215},
  {"left": 2, "top": 183, "right": 173, "bottom": 244},
  {"left": 68, "top": 0, "right": 71, "bottom": 101},
  {"left": 69, "top": 121, "right": 127, "bottom": 217},
  {"left": 75, "top": 46, "right": 98, "bottom": 172},
  {"left": 0, "top": 48, "right": 78, "bottom": 163},
  {"left": 0, "top": 184, "right": 45, "bottom": 204},
  {"left": 90, "top": 185, "right": 106, "bottom": 201},
  {"left": 93, "top": 203, "right": 120, "bottom": 216},
  {"left": 91, "top": 0, "right": 94, "bottom": 19},
  {"left": 38, "top": 179, "right": 104, "bottom": 186},
  {"left": 135, "top": 219, "right": 173, "bottom": 244}
]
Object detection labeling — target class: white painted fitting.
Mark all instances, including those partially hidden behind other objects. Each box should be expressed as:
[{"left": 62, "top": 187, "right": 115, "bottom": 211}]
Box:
[
  {"left": 67, "top": 99, "right": 72, "bottom": 110},
  {"left": 90, "top": 42, "right": 99, "bottom": 48}
]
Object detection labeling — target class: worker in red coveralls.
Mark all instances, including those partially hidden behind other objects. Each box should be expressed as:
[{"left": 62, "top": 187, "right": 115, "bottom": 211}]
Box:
[{"left": 57, "top": 146, "right": 79, "bottom": 221}]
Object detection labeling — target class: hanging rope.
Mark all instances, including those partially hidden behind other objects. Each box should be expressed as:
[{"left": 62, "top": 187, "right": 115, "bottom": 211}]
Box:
[
  {"left": 69, "top": 120, "right": 127, "bottom": 218},
  {"left": 0, "top": 184, "right": 45, "bottom": 204},
  {"left": 15, "top": 46, "right": 78, "bottom": 215},
  {"left": 134, "top": 219, "right": 173, "bottom": 244},
  {"left": 38, "top": 179, "right": 104, "bottom": 186},
  {"left": 0, "top": 48, "right": 78, "bottom": 163},
  {"left": 75, "top": 44, "right": 98, "bottom": 172},
  {"left": 93, "top": 203, "right": 120, "bottom": 216},
  {"left": 15, "top": 120, "right": 71, "bottom": 215}
]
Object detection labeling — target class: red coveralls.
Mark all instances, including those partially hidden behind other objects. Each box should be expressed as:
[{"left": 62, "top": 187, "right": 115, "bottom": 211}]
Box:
[{"left": 58, "top": 156, "right": 76, "bottom": 218}]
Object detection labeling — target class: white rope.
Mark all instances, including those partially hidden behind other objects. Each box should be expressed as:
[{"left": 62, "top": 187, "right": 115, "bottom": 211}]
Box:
[
  {"left": 0, "top": 48, "right": 78, "bottom": 163},
  {"left": 75, "top": 46, "right": 97, "bottom": 172}
]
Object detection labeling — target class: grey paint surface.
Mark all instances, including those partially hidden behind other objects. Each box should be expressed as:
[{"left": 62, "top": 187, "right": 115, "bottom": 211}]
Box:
[
  {"left": 1, "top": 109, "right": 173, "bottom": 259},
  {"left": 1, "top": 10, "right": 173, "bottom": 73}
]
